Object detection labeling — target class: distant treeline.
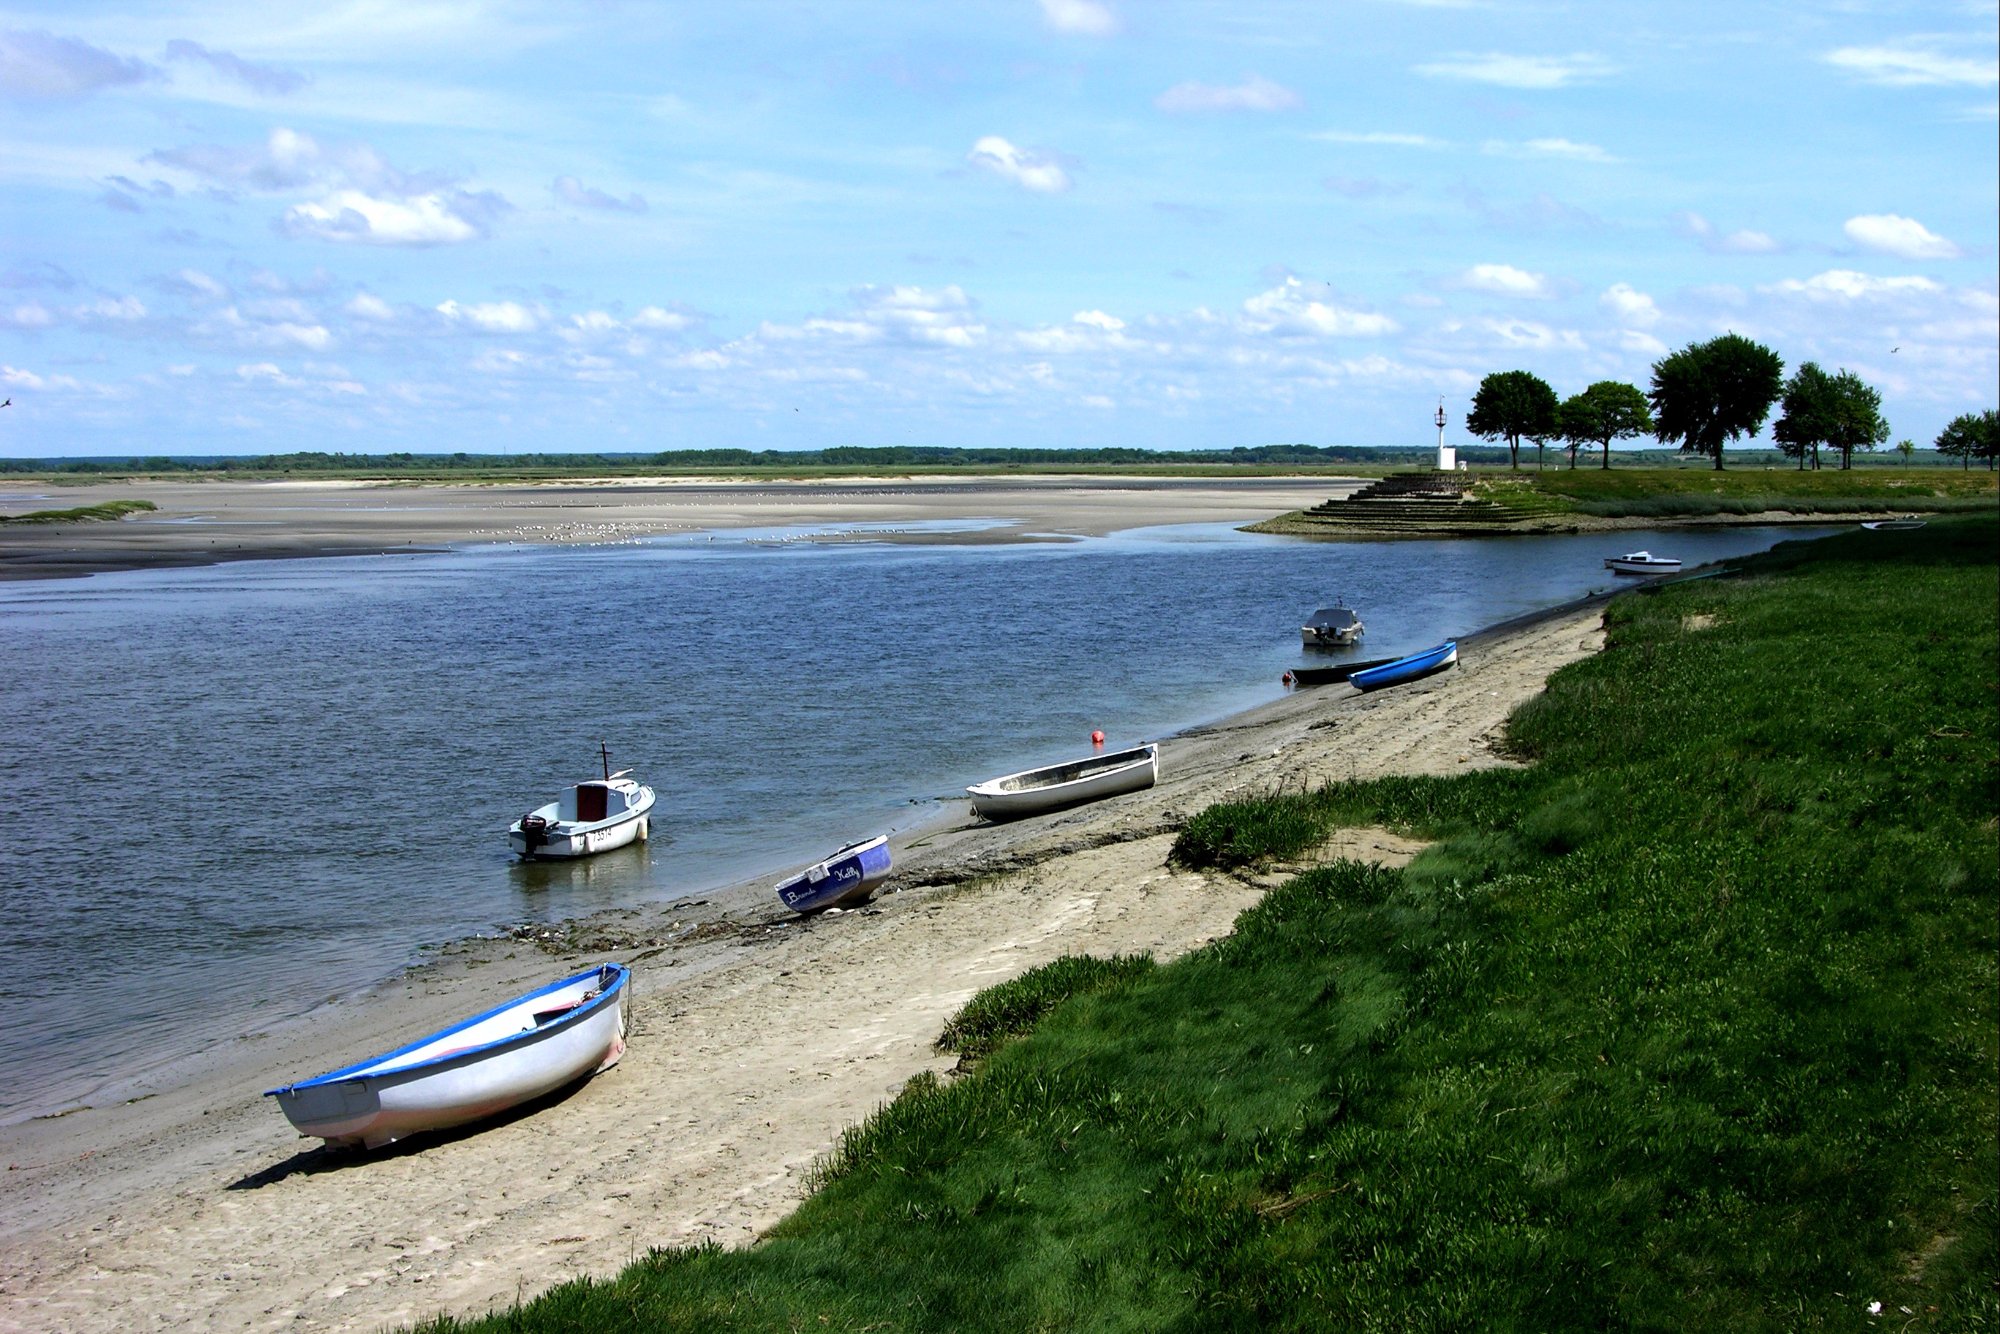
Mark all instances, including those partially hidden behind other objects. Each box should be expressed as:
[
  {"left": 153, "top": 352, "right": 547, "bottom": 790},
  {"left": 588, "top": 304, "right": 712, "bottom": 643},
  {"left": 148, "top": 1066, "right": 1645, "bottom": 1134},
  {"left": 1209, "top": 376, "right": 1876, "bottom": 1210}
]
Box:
[
  {"left": 4, "top": 444, "right": 1516, "bottom": 474},
  {"left": 4, "top": 442, "right": 1961, "bottom": 476}
]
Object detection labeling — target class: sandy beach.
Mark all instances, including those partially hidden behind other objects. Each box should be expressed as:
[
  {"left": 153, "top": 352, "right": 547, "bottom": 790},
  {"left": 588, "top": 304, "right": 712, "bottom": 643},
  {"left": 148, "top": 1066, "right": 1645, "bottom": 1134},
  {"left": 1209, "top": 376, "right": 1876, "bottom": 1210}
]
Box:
[
  {"left": 0, "top": 571, "right": 1606, "bottom": 1332},
  {"left": 0, "top": 476, "right": 1363, "bottom": 580}
]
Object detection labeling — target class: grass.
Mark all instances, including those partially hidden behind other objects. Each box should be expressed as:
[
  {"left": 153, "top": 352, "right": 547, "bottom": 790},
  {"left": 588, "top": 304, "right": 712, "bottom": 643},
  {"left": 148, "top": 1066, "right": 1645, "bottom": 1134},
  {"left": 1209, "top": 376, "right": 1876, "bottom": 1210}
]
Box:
[
  {"left": 413, "top": 515, "right": 1997, "bottom": 1333},
  {"left": 0, "top": 498, "right": 157, "bottom": 524},
  {"left": 1467, "top": 466, "right": 1998, "bottom": 520}
]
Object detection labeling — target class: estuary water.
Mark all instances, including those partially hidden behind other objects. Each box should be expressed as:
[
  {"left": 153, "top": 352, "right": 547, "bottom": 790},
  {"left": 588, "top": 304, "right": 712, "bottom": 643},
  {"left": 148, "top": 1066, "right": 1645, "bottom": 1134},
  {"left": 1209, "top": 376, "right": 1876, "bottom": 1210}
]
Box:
[{"left": 0, "top": 522, "right": 1827, "bottom": 1118}]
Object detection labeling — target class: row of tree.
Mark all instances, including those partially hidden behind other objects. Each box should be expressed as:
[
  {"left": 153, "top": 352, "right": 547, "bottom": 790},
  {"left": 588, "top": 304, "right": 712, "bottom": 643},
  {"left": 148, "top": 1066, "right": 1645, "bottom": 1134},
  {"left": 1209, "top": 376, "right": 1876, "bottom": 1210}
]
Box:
[{"left": 1466, "top": 334, "right": 1999, "bottom": 471}]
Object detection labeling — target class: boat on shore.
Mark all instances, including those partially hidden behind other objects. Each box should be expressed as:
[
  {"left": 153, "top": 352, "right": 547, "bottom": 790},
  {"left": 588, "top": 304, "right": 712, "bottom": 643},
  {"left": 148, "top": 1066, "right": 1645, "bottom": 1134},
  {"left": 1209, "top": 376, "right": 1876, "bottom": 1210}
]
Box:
[
  {"left": 509, "top": 744, "right": 655, "bottom": 860},
  {"left": 967, "top": 742, "right": 1160, "bottom": 820},
  {"left": 1287, "top": 656, "right": 1397, "bottom": 687},
  {"left": 1350, "top": 641, "right": 1458, "bottom": 692},
  {"left": 266, "top": 963, "right": 630, "bottom": 1150},
  {"left": 1301, "top": 601, "right": 1366, "bottom": 647},
  {"left": 775, "top": 835, "right": 893, "bottom": 914},
  {"left": 1604, "top": 551, "right": 1683, "bottom": 575},
  {"left": 1861, "top": 518, "right": 1926, "bottom": 531}
]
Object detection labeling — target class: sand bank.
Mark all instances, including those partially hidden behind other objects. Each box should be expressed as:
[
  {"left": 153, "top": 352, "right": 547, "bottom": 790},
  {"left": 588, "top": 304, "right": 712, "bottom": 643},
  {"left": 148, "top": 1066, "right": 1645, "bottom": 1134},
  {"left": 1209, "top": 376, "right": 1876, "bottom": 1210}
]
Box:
[
  {"left": 0, "top": 597, "right": 1605, "bottom": 1334},
  {"left": 0, "top": 476, "right": 1362, "bottom": 580}
]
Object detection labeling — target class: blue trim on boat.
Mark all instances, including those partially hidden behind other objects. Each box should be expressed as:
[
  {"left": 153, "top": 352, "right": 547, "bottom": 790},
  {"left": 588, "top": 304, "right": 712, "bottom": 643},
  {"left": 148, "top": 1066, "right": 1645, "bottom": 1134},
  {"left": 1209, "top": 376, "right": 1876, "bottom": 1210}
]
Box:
[
  {"left": 1349, "top": 640, "right": 1458, "bottom": 692},
  {"left": 264, "top": 963, "right": 629, "bottom": 1096},
  {"left": 776, "top": 836, "right": 892, "bottom": 913}
]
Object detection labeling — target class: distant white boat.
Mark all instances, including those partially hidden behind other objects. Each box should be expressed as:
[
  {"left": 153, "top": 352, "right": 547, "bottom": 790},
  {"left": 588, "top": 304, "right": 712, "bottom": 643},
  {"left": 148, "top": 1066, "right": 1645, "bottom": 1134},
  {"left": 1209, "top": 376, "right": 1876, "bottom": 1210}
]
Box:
[
  {"left": 509, "top": 744, "right": 655, "bottom": 860},
  {"left": 266, "top": 963, "right": 630, "bottom": 1150},
  {"left": 967, "top": 743, "right": 1159, "bottom": 821},
  {"left": 1861, "top": 519, "right": 1925, "bottom": 531},
  {"left": 1604, "top": 551, "right": 1683, "bottom": 575}
]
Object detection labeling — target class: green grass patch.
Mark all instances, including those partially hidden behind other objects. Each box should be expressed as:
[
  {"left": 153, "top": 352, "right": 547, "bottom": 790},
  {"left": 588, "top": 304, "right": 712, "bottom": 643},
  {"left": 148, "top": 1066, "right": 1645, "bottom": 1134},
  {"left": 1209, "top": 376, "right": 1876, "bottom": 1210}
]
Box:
[
  {"left": 0, "top": 498, "right": 157, "bottom": 524},
  {"left": 417, "top": 515, "right": 1997, "bottom": 1333},
  {"left": 1468, "top": 466, "right": 1997, "bottom": 519}
]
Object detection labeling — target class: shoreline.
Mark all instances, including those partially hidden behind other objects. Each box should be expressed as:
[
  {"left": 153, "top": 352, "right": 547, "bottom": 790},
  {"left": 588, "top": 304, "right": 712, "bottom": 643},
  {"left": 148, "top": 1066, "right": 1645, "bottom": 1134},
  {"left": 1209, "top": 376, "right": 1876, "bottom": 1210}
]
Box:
[{"left": 0, "top": 584, "right": 1615, "bottom": 1334}]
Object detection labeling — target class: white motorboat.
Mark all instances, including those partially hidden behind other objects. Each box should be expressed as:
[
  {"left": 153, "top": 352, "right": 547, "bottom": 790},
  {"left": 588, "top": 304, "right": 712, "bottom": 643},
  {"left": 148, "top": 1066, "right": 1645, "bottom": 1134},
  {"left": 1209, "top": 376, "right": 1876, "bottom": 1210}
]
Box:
[
  {"left": 1861, "top": 519, "right": 1925, "bottom": 531},
  {"left": 1301, "top": 601, "right": 1366, "bottom": 647},
  {"left": 1604, "top": 551, "right": 1683, "bottom": 575},
  {"left": 967, "top": 743, "right": 1159, "bottom": 820},
  {"left": 509, "top": 744, "right": 655, "bottom": 859},
  {"left": 266, "top": 963, "right": 630, "bottom": 1150}
]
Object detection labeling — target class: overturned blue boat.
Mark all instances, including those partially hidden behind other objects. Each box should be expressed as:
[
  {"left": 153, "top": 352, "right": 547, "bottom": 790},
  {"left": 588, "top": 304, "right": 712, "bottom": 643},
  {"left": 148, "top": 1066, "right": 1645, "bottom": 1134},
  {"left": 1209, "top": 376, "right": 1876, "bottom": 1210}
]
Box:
[
  {"left": 1349, "top": 640, "right": 1458, "bottom": 692},
  {"left": 774, "top": 835, "right": 892, "bottom": 914}
]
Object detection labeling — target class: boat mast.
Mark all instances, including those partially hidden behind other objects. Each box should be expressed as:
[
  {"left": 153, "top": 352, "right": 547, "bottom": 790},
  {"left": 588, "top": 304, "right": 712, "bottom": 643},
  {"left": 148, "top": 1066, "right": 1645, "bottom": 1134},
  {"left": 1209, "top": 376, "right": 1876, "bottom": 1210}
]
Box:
[{"left": 600, "top": 740, "right": 611, "bottom": 780}]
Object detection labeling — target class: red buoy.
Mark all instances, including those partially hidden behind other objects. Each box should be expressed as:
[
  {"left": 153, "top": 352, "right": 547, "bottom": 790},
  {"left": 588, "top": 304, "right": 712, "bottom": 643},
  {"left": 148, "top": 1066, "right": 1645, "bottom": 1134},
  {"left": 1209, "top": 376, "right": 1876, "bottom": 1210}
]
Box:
[{"left": 1090, "top": 729, "right": 1105, "bottom": 746}]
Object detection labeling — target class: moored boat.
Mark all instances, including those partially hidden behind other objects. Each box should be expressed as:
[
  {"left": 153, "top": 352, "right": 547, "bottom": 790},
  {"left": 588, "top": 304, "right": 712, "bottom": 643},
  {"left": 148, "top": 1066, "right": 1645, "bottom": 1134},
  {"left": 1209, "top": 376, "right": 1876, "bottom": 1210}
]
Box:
[
  {"left": 509, "top": 744, "right": 655, "bottom": 860},
  {"left": 775, "top": 835, "right": 893, "bottom": 914},
  {"left": 1301, "top": 601, "right": 1366, "bottom": 647},
  {"left": 1604, "top": 551, "right": 1683, "bottom": 575},
  {"left": 1287, "top": 656, "right": 1396, "bottom": 686},
  {"left": 266, "top": 963, "right": 630, "bottom": 1150},
  {"left": 1349, "top": 641, "right": 1458, "bottom": 692},
  {"left": 967, "top": 742, "right": 1160, "bottom": 820},
  {"left": 1861, "top": 518, "right": 1926, "bottom": 531}
]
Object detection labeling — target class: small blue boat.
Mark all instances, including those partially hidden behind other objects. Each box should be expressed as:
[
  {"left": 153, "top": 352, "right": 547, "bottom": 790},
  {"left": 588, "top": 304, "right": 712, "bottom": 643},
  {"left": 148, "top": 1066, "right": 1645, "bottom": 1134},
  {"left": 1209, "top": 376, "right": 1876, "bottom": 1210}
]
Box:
[
  {"left": 1349, "top": 640, "right": 1459, "bottom": 692},
  {"left": 774, "top": 835, "right": 892, "bottom": 914}
]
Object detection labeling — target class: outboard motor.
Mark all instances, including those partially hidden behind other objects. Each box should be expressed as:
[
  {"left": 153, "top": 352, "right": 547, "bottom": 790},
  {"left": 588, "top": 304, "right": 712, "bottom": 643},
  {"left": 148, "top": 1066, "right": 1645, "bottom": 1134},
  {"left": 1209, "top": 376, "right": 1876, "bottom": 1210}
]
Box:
[{"left": 519, "top": 813, "right": 551, "bottom": 857}]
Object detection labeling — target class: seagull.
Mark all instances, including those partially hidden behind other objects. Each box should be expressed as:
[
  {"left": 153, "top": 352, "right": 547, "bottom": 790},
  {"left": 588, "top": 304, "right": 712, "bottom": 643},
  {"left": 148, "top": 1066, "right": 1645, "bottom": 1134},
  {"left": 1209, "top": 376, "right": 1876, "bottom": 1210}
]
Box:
[
  {"left": 1890, "top": 347, "right": 1899, "bottom": 354},
  {"left": 1, "top": 398, "right": 10, "bottom": 407}
]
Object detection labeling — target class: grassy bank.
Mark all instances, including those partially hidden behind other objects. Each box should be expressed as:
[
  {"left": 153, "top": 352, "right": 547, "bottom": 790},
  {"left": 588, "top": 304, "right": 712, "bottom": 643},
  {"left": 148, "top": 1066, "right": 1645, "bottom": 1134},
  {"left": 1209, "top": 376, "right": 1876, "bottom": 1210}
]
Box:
[
  {"left": 418, "top": 517, "right": 1996, "bottom": 1332},
  {"left": 1476, "top": 467, "right": 1996, "bottom": 520},
  {"left": 0, "top": 499, "right": 157, "bottom": 524}
]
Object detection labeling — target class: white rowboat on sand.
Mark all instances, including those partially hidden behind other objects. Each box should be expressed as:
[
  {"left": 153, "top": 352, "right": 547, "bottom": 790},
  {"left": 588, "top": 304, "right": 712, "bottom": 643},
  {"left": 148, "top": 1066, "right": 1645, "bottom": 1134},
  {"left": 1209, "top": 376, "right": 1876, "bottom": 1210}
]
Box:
[
  {"left": 967, "top": 743, "right": 1160, "bottom": 820},
  {"left": 266, "top": 963, "right": 630, "bottom": 1150}
]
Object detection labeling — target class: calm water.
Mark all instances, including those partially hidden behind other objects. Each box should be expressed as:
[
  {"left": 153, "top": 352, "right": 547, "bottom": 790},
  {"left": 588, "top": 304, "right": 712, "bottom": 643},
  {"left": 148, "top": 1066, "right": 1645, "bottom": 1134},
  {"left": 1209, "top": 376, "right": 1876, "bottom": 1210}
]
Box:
[{"left": 0, "top": 522, "right": 1827, "bottom": 1118}]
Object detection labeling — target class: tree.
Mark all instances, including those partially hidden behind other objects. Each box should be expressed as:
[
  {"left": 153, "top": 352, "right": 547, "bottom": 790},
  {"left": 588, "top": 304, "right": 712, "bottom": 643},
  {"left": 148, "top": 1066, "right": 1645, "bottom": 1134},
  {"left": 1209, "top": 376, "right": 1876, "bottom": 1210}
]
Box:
[
  {"left": 1935, "top": 409, "right": 1999, "bottom": 471},
  {"left": 1820, "top": 370, "right": 1890, "bottom": 470},
  {"left": 1896, "top": 439, "right": 1915, "bottom": 462},
  {"left": 1558, "top": 380, "right": 1655, "bottom": 470},
  {"left": 1648, "top": 333, "right": 1784, "bottom": 471},
  {"left": 1466, "top": 370, "right": 1560, "bottom": 471},
  {"left": 1773, "top": 362, "right": 1833, "bottom": 471}
]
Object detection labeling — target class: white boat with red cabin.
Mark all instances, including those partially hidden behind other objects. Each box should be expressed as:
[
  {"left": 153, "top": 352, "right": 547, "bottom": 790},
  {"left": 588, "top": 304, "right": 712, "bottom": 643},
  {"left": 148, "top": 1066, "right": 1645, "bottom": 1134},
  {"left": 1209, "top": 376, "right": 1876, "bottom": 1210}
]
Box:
[{"left": 509, "top": 744, "right": 655, "bottom": 860}]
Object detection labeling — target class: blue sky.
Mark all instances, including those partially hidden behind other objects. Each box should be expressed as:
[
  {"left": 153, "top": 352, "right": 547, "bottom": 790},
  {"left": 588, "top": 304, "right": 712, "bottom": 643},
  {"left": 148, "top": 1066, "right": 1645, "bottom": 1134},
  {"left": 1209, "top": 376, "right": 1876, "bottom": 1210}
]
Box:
[{"left": 1, "top": 1, "right": 1994, "bottom": 458}]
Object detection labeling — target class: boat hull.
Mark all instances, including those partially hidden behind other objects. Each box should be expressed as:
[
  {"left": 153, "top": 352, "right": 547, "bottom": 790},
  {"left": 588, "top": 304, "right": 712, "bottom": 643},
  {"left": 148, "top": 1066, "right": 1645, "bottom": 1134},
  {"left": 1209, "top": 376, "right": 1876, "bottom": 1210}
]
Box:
[
  {"left": 267, "top": 964, "right": 629, "bottom": 1150},
  {"left": 967, "top": 743, "right": 1159, "bottom": 820},
  {"left": 1350, "top": 642, "right": 1458, "bottom": 692},
  {"left": 1290, "top": 656, "right": 1396, "bottom": 686},
  {"left": 1604, "top": 551, "right": 1682, "bottom": 575},
  {"left": 509, "top": 787, "right": 655, "bottom": 859},
  {"left": 775, "top": 835, "right": 893, "bottom": 914}
]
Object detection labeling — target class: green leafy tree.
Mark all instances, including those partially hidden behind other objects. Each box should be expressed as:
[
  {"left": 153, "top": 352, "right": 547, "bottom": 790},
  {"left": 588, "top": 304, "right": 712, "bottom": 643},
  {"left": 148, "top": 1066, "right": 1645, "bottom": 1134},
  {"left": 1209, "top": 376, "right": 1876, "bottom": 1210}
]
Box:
[
  {"left": 1895, "top": 438, "right": 1915, "bottom": 462},
  {"left": 1935, "top": 408, "right": 1998, "bottom": 471},
  {"left": 1466, "top": 370, "right": 1560, "bottom": 471},
  {"left": 1774, "top": 362, "right": 1833, "bottom": 471},
  {"left": 1821, "top": 369, "right": 1890, "bottom": 470},
  {"left": 1648, "top": 333, "right": 1784, "bottom": 471},
  {"left": 1558, "top": 380, "right": 1655, "bottom": 470}
]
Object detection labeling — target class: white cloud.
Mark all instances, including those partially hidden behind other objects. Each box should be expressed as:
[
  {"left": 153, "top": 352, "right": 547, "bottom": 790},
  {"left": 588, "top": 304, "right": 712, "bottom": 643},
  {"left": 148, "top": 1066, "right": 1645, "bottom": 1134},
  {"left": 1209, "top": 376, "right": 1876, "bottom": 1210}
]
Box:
[
  {"left": 1844, "top": 213, "right": 1963, "bottom": 260},
  {"left": 345, "top": 292, "right": 396, "bottom": 321},
  {"left": 6, "top": 302, "right": 55, "bottom": 328},
  {"left": 1038, "top": 0, "right": 1119, "bottom": 36},
  {"left": 967, "top": 136, "right": 1073, "bottom": 193},
  {"left": 235, "top": 361, "right": 294, "bottom": 384},
  {"left": 1767, "top": 270, "right": 1944, "bottom": 300},
  {"left": 1311, "top": 130, "right": 1446, "bottom": 148},
  {"left": 1619, "top": 330, "right": 1670, "bottom": 356},
  {"left": 1515, "top": 137, "right": 1616, "bottom": 163},
  {"left": 1601, "top": 283, "right": 1661, "bottom": 326},
  {"left": 161, "top": 40, "right": 305, "bottom": 96},
  {"left": 0, "top": 29, "right": 153, "bottom": 101},
  {"left": 175, "top": 268, "right": 228, "bottom": 299},
  {"left": 1675, "top": 212, "right": 1781, "bottom": 254},
  {"left": 79, "top": 295, "right": 146, "bottom": 321},
  {"left": 1241, "top": 277, "right": 1399, "bottom": 336},
  {"left": 435, "top": 299, "right": 540, "bottom": 332},
  {"left": 1460, "top": 263, "right": 1554, "bottom": 298},
  {"left": 552, "top": 175, "right": 647, "bottom": 214},
  {"left": 1155, "top": 74, "right": 1303, "bottom": 113},
  {"left": 1072, "top": 310, "right": 1125, "bottom": 330},
  {"left": 3, "top": 364, "right": 46, "bottom": 388},
  {"left": 1479, "top": 317, "right": 1584, "bottom": 349},
  {"left": 1414, "top": 52, "right": 1611, "bottom": 89},
  {"left": 285, "top": 190, "right": 504, "bottom": 246},
  {"left": 631, "top": 306, "right": 695, "bottom": 331},
  {"left": 1825, "top": 40, "right": 1998, "bottom": 87}
]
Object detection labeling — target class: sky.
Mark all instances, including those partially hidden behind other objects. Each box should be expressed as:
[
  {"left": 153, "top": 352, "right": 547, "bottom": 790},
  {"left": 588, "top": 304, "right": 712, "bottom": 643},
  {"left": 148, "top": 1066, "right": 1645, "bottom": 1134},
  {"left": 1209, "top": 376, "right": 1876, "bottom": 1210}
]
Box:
[{"left": 0, "top": 1, "right": 1994, "bottom": 459}]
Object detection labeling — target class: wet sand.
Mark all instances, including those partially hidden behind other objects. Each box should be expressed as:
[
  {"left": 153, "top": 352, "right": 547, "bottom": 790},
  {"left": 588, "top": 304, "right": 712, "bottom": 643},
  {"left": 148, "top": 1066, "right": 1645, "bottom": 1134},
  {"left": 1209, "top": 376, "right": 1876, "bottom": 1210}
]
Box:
[
  {"left": 0, "top": 476, "right": 1363, "bottom": 580},
  {"left": 0, "top": 583, "right": 1608, "bottom": 1334}
]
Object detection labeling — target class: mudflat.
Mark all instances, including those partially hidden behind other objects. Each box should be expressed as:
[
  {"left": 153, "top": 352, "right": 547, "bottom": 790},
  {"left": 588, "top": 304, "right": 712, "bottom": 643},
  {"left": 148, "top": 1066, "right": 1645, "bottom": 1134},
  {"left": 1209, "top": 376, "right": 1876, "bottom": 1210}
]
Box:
[{"left": 0, "top": 475, "right": 1362, "bottom": 580}]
